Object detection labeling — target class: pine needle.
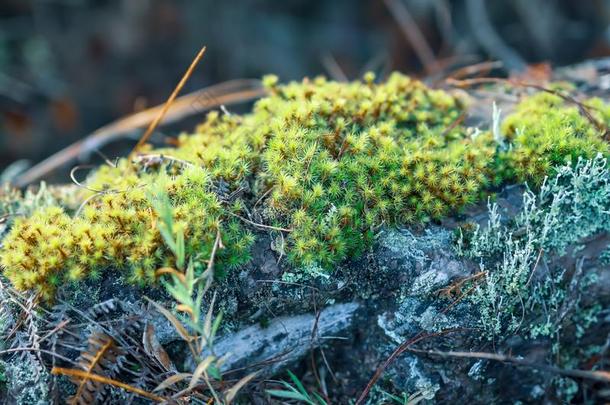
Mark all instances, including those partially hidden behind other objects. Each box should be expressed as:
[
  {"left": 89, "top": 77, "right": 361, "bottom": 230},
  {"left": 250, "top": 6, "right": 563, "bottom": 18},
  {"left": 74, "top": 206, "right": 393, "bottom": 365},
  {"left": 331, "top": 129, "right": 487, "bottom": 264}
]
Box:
[
  {"left": 129, "top": 46, "right": 207, "bottom": 160},
  {"left": 52, "top": 367, "right": 166, "bottom": 402}
]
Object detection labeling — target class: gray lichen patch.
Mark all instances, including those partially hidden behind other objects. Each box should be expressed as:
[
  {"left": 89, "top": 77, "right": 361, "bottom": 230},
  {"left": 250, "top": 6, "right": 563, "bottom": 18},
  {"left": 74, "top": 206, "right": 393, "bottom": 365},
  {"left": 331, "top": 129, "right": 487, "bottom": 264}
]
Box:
[
  {"left": 1, "top": 353, "right": 50, "bottom": 405},
  {"left": 460, "top": 154, "right": 610, "bottom": 339}
]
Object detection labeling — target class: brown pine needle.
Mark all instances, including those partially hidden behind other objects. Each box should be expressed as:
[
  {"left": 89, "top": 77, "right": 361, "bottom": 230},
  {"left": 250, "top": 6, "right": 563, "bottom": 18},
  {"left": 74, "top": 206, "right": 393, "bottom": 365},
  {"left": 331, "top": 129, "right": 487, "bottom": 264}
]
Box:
[
  {"left": 52, "top": 367, "right": 166, "bottom": 402},
  {"left": 155, "top": 267, "right": 187, "bottom": 284},
  {"left": 129, "top": 46, "right": 207, "bottom": 160},
  {"left": 73, "top": 338, "right": 114, "bottom": 403},
  {"left": 13, "top": 79, "right": 266, "bottom": 188}
]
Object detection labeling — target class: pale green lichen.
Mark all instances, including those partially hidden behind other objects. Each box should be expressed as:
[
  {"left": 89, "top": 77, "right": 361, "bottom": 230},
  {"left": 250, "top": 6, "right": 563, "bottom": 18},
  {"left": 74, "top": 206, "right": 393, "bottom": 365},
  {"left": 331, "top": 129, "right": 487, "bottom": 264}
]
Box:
[
  {"left": 0, "top": 182, "right": 66, "bottom": 239},
  {"left": 459, "top": 154, "right": 609, "bottom": 340},
  {"left": 449, "top": 155, "right": 610, "bottom": 402},
  {"left": 1, "top": 353, "right": 50, "bottom": 405}
]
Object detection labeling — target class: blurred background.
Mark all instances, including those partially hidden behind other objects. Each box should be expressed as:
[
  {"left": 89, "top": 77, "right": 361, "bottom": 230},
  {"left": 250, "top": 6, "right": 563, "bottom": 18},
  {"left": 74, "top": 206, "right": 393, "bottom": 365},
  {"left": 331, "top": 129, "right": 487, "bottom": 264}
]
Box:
[{"left": 1, "top": 0, "right": 610, "bottom": 182}]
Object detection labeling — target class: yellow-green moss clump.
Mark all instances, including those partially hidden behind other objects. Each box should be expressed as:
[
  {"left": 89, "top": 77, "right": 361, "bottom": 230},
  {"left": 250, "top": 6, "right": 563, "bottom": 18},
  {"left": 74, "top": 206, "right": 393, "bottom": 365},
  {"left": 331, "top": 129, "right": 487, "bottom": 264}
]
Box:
[
  {"left": 498, "top": 91, "right": 610, "bottom": 184},
  {"left": 1, "top": 73, "right": 609, "bottom": 298},
  {"left": 1, "top": 168, "right": 255, "bottom": 300}
]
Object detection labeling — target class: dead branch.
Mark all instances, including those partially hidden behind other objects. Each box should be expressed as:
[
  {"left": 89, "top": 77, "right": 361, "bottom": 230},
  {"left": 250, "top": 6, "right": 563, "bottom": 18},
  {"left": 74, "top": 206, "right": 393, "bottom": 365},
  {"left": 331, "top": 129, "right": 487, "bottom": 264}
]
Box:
[
  {"left": 12, "top": 79, "right": 267, "bottom": 188},
  {"left": 384, "top": 0, "right": 439, "bottom": 75},
  {"left": 407, "top": 348, "right": 610, "bottom": 383}
]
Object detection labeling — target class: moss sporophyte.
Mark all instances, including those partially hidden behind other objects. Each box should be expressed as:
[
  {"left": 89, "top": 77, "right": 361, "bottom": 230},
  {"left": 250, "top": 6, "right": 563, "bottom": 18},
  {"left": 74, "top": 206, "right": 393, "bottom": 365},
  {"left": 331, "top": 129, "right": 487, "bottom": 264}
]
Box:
[{"left": 1, "top": 73, "right": 609, "bottom": 299}]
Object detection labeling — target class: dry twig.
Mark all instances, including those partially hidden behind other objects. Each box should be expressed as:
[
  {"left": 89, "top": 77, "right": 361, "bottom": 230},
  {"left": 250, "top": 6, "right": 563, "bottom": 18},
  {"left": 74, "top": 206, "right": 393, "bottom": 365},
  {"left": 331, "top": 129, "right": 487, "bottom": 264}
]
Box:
[
  {"left": 129, "top": 46, "right": 207, "bottom": 160},
  {"left": 354, "top": 329, "right": 464, "bottom": 405},
  {"left": 13, "top": 79, "right": 266, "bottom": 188},
  {"left": 51, "top": 367, "right": 166, "bottom": 403},
  {"left": 384, "top": 0, "right": 439, "bottom": 75},
  {"left": 406, "top": 348, "right": 610, "bottom": 383}
]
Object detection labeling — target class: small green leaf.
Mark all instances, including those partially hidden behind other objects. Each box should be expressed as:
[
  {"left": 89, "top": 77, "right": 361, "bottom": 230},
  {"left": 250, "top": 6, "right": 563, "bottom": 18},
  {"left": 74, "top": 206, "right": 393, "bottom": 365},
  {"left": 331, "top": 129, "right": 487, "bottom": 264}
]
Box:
[
  {"left": 266, "top": 389, "right": 312, "bottom": 403},
  {"left": 176, "top": 228, "right": 185, "bottom": 270},
  {"left": 207, "top": 364, "right": 221, "bottom": 380},
  {"left": 287, "top": 370, "right": 309, "bottom": 398}
]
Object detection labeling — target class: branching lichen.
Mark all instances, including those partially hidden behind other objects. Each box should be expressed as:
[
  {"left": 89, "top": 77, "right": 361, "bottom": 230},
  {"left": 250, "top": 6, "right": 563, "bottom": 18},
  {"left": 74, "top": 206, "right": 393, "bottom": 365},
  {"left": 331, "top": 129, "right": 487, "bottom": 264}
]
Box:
[
  {"left": 459, "top": 154, "right": 610, "bottom": 339},
  {"left": 1, "top": 353, "right": 50, "bottom": 405}
]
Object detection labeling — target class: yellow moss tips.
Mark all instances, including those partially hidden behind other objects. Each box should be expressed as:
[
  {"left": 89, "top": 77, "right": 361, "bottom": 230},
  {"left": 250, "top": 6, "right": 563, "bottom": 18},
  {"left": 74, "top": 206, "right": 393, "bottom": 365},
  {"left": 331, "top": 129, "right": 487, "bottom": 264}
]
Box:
[{"left": 2, "top": 72, "right": 609, "bottom": 297}]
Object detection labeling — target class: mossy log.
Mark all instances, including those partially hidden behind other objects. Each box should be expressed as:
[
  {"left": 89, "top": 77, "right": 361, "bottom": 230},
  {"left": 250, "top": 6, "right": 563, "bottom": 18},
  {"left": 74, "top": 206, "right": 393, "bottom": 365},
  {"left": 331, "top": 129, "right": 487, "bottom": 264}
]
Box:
[{"left": 1, "top": 59, "right": 610, "bottom": 403}]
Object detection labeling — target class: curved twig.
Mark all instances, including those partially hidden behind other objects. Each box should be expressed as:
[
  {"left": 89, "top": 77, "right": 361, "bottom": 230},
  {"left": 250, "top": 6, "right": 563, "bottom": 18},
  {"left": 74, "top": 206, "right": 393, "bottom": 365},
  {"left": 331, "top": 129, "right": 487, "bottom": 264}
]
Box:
[
  {"left": 129, "top": 46, "right": 207, "bottom": 160},
  {"left": 12, "top": 79, "right": 267, "bottom": 188},
  {"left": 70, "top": 165, "right": 105, "bottom": 193}
]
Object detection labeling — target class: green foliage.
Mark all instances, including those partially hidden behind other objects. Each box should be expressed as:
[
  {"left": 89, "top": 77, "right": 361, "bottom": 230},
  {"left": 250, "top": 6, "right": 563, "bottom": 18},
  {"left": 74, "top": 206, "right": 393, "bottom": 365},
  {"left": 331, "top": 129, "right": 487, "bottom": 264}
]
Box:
[
  {"left": 497, "top": 92, "right": 610, "bottom": 185},
  {"left": 149, "top": 223, "right": 257, "bottom": 403},
  {"left": 165, "top": 72, "right": 497, "bottom": 268},
  {"left": 367, "top": 387, "right": 428, "bottom": 405},
  {"left": 1, "top": 72, "right": 610, "bottom": 297},
  {"left": 0, "top": 166, "right": 253, "bottom": 299},
  {"left": 149, "top": 183, "right": 187, "bottom": 271},
  {"left": 266, "top": 370, "right": 327, "bottom": 404}
]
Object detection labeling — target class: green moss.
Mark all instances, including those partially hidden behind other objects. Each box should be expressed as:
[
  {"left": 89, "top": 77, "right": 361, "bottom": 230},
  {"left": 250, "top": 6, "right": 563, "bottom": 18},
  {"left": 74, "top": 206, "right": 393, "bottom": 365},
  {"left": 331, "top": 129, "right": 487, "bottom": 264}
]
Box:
[
  {"left": 144, "top": 72, "right": 496, "bottom": 269},
  {"left": 498, "top": 92, "right": 610, "bottom": 185},
  {"left": 1, "top": 73, "right": 609, "bottom": 298},
  {"left": 0, "top": 167, "right": 253, "bottom": 300}
]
